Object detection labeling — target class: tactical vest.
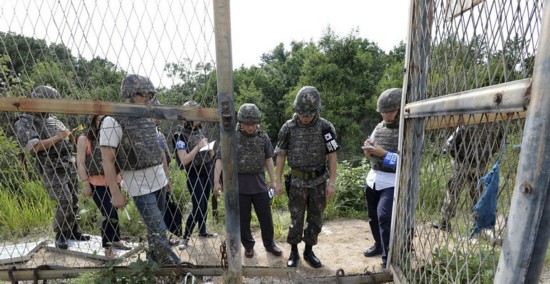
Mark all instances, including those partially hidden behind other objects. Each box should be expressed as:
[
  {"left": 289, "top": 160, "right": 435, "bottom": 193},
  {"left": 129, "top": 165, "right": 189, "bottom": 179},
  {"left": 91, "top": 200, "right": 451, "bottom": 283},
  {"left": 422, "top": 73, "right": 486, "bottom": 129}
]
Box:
[
  {"left": 84, "top": 134, "right": 104, "bottom": 176},
  {"left": 174, "top": 127, "right": 213, "bottom": 170},
  {"left": 287, "top": 117, "right": 327, "bottom": 171},
  {"left": 20, "top": 114, "right": 74, "bottom": 170},
  {"left": 113, "top": 116, "right": 163, "bottom": 171},
  {"left": 370, "top": 121, "right": 399, "bottom": 173},
  {"left": 237, "top": 129, "right": 266, "bottom": 174}
]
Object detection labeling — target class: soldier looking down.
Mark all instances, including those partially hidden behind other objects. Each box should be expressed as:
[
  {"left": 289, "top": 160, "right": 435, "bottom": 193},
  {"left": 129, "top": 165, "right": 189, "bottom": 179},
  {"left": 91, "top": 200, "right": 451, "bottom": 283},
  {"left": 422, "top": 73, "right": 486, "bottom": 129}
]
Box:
[
  {"left": 214, "top": 103, "right": 283, "bottom": 259},
  {"left": 100, "top": 74, "right": 179, "bottom": 265},
  {"left": 274, "top": 86, "right": 339, "bottom": 268},
  {"left": 362, "top": 88, "right": 402, "bottom": 270},
  {"left": 14, "top": 86, "right": 90, "bottom": 250}
]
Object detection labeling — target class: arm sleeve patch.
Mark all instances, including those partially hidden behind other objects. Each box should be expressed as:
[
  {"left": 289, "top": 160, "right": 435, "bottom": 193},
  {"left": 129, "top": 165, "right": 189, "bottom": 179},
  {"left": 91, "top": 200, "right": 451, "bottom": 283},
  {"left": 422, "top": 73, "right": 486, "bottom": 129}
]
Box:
[
  {"left": 323, "top": 128, "right": 339, "bottom": 153},
  {"left": 382, "top": 151, "right": 399, "bottom": 171}
]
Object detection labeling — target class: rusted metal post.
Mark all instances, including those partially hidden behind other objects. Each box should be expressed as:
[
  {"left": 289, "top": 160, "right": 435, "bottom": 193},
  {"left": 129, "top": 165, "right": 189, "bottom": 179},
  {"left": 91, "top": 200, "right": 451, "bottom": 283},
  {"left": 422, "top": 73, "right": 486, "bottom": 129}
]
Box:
[
  {"left": 494, "top": 2, "right": 550, "bottom": 283},
  {"left": 213, "top": 0, "right": 242, "bottom": 282},
  {"left": 388, "top": 0, "right": 431, "bottom": 276}
]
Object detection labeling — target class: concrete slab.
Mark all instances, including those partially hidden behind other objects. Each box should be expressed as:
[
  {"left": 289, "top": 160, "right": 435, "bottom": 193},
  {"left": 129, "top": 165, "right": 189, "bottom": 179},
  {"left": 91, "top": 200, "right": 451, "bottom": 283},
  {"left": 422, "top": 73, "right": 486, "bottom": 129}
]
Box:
[
  {"left": 0, "top": 239, "right": 47, "bottom": 265},
  {"left": 44, "top": 235, "right": 141, "bottom": 261}
]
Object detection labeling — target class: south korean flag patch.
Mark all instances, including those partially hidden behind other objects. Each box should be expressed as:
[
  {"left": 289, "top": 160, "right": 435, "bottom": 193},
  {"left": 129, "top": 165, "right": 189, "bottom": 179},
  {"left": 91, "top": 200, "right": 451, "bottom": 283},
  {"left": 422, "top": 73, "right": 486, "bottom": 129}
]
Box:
[{"left": 323, "top": 129, "right": 339, "bottom": 153}]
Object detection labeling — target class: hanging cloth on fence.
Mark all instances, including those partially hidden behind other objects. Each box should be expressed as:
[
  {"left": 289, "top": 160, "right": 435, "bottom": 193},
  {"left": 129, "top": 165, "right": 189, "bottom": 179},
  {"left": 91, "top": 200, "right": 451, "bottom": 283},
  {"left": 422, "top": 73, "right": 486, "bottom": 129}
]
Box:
[{"left": 469, "top": 142, "right": 506, "bottom": 239}]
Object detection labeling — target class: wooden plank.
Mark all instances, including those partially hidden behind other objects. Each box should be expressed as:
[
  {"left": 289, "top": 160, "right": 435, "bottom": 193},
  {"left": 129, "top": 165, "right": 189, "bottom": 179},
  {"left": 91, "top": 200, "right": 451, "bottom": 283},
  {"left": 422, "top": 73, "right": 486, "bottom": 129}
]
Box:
[{"left": 0, "top": 98, "right": 218, "bottom": 122}]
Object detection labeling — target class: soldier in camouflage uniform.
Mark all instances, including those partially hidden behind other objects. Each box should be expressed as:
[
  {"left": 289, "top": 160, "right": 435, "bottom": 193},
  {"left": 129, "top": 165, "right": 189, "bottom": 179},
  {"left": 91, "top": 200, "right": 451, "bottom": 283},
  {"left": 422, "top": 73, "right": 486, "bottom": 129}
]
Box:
[
  {"left": 274, "top": 86, "right": 339, "bottom": 268},
  {"left": 213, "top": 103, "right": 283, "bottom": 259},
  {"left": 14, "top": 86, "right": 90, "bottom": 250},
  {"left": 362, "top": 88, "right": 401, "bottom": 269},
  {"left": 100, "top": 74, "right": 179, "bottom": 265},
  {"left": 432, "top": 117, "right": 504, "bottom": 231},
  {"left": 173, "top": 100, "right": 217, "bottom": 250}
]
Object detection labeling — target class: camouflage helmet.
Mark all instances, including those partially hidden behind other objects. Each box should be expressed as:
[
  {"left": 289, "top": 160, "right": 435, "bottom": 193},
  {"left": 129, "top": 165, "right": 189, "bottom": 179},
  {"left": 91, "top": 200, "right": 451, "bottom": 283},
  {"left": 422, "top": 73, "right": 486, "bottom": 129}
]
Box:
[
  {"left": 237, "top": 103, "right": 261, "bottom": 124},
  {"left": 183, "top": 100, "right": 201, "bottom": 109},
  {"left": 377, "top": 88, "right": 402, "bottom": 113},
  {"left": 29, "top": 86, "right": 60, "bottom": 99},
  {"left": 120, "top": 74, "right": 156, "bottom": 98},
  {"left": 293, "top": 86, "right": 321, "bottom": 116}
]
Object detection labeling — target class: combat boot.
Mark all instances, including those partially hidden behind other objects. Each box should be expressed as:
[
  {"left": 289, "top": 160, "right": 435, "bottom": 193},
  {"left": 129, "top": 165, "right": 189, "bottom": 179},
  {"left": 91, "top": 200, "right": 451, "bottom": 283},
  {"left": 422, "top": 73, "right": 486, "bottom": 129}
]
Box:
[
  {"left": 432, "top": 219, "right": 451, "bottom": 232},
  {"left": 55, "top": 232, "right": 68, "bottom": 249},
  {"left": 69, "top": 224, "right": 90, "bottom": 241}
]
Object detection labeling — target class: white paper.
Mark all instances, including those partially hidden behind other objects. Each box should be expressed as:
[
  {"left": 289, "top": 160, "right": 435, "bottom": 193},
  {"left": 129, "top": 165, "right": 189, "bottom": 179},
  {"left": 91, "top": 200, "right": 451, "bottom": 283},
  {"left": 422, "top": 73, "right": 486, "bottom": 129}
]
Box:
[{"left": 199, "top": 140, "right": 216, "bottom": 152}]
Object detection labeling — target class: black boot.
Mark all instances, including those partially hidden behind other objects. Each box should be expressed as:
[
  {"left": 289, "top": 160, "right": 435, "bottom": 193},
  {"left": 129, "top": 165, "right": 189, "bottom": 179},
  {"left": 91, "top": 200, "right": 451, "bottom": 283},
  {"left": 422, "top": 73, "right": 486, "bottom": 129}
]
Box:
[
  {"left": 287, "top": 251, "right": 300, "bottom": 267},
  {"left": 432, "top": 219, "right": 451, "bottom": 232},
  {"left": 55, "top": 232, "right": 68, "bottom": 249},
  {"left": 303, "top": 245, "right": 322, "bottom": 268},
  {"left": 69, "top": 224, "right": 90, "bottom": 241},
  {"left": 287, "top": 244, "right": 299, "bottom": 268}
]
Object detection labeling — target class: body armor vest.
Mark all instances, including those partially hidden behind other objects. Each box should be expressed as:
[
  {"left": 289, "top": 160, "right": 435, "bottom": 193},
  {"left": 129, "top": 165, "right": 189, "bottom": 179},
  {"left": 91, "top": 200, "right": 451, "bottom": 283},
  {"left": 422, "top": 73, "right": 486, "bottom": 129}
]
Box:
[
  {"left": 113, "top": 116, "right": 163, "bottom": 171},
  {"left": 370, "top": 121, "right": 399, "bottom": 173},
  {"left": 174, "top": 127, "right": 213, "bottom": 170},
  {"left": 21, "top": 114, "right": 74, "bottom": 170},
  {"left": 85, "top": 134, "right": 104, "bottom": 176},
  {"left": 237, "top": 129, "right": 266, "bottom": 174},
  {"left": 287, "top": 117, "right": 327, "bottom": 171}
]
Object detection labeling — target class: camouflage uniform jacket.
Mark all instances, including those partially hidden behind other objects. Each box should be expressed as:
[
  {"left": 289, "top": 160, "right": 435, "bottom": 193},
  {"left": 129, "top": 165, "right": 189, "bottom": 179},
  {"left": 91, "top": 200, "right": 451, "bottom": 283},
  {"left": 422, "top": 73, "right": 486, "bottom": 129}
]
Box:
[{"left": 275, "top": 115, "right": 338, "bottom": 188}]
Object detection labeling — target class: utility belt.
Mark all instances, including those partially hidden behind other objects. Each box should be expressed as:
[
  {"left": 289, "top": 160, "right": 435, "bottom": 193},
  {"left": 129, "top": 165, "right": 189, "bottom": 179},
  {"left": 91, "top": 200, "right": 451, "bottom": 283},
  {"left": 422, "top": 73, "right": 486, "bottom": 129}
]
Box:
[{"left": 290, "top": 165, "right": 326, "bottom": 180}]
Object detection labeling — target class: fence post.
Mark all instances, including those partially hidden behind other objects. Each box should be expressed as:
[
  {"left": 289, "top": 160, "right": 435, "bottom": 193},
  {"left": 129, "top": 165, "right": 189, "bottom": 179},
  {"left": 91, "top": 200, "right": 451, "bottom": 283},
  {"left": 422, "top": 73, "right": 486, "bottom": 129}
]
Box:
[
  {"left": 213, "top": 0, "right": 242, "bottom": 282},
  {"left": 494, "top": 2, "right": 550, "bottom": 283},
  {"left": 389, "top": 0, "right": 432, "bottom": 274}
]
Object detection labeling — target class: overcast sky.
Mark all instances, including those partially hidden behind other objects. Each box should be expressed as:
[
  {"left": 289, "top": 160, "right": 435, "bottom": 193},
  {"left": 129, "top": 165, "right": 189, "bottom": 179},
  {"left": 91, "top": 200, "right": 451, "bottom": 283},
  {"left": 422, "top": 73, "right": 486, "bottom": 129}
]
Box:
[
  {"left": 231, "top": 0, "right": 410, "bottom": 67},
  {"left": 1, "top": 0, "right": 410, "bottom": 87}
]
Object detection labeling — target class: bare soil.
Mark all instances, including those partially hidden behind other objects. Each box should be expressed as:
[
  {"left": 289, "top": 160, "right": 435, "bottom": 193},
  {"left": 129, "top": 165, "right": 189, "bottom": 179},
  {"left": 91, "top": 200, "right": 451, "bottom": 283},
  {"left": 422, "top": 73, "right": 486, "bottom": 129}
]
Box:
[{"left": 3, "top": 218, "right": 383, "bottom": 282}]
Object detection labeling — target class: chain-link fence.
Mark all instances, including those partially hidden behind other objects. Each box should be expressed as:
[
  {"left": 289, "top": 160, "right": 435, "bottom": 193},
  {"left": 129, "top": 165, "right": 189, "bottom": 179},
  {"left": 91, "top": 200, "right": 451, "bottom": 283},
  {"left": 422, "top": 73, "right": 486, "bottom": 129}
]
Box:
[
  {"left": 0, "top": 0, "right": 392, "bottom": 283},
  {"left": 1, "top": 0, "right": 549, "bottom": 283},
  {"left": 390, "top": 0, "right": 548, "bottom": 283}
]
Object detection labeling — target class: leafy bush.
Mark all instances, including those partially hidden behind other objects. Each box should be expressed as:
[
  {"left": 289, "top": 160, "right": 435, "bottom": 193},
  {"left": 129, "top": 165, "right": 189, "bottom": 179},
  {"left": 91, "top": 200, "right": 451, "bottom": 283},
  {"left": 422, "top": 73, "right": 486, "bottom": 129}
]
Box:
[
  {"left": 324, "top": 159, "right": 370, "bottom": 220},
  {"left": 0, "top": 128, "right": 36, "bottom": 191}
]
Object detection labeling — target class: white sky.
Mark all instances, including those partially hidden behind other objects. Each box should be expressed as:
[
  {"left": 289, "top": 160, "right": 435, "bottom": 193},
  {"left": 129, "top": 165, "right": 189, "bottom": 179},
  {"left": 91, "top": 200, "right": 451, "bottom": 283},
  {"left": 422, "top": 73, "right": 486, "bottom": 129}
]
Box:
[
  {"left": 231, "top": 0, "right": 410, "bottom": 67},
  {"left": 1, "top": 0, "right": 410, "bottom": 87}
]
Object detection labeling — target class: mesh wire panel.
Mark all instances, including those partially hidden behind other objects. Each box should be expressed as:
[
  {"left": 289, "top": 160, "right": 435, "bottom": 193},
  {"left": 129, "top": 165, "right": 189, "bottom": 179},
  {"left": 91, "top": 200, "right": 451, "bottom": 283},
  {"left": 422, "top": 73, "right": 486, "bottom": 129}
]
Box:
[
  {"left": 390, "top": 0, "right": 541, "bottom": 283},
  {"left": 0, "top": 1, "right": 385, "bottom": 282},
  {"left": 0, "top": 0, "right": 231, "bottom": 281}
]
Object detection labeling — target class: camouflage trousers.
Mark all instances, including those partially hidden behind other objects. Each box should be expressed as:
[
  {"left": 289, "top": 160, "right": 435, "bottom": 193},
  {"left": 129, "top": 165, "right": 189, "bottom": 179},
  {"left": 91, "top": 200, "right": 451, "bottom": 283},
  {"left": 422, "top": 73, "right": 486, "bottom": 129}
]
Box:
[
  {"left": 442, "top": 160, "right": 488, "bottom": 222},
  {"left": 287, "top": 182, "right": 326, "bottom": 246},
  {"left": 41, "top": 163, "right": 79, "bottom": 234}
]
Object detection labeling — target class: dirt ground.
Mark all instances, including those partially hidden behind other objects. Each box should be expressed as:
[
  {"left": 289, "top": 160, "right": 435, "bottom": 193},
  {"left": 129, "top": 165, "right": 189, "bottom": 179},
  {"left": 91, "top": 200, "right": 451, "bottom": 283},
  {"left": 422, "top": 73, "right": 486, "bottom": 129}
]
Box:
[
  {"left": 2, "top": 218, "right": 383, "bottom": 282},
  {"left": 239, "top": 218, "right": 384, "bottom": 277},
  {"left": 5, "top": 219, "right": 549, "bottom": 282}
]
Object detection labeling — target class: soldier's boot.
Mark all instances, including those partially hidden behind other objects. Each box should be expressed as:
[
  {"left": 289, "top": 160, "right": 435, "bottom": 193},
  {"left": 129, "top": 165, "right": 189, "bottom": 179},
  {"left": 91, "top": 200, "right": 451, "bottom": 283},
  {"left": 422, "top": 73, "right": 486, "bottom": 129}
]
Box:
[
  {"left": 69, "top": 224, "right": 90, "bottom": 241},
  {"left": 432, "top": 219, "right": 451, "bottom": 232},
  {"left": 55, "top": 232, "right": 69, "bottom": 249}
]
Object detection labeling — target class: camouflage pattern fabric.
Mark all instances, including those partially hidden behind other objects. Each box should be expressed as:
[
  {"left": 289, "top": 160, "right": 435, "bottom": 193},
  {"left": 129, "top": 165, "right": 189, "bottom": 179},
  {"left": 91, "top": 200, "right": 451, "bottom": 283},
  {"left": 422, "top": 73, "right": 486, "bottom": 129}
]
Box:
[
  {"left": 14, "top": 113, "right": 79, "bottom": 234},
  {"left": 441, "top": 122, "right": 504, "bottom": 221},
  {"left": 174, "top": 126, "right": 214, "bottom": 170},
  {"left": 276, "top": 115, "right": 334, "bottom": 176},
  {"left": 369, "top": 121, "right": 399, "bottom": 173},
  {"left": 236, "top": 129, "right": 267, "bottom": 174},
  {"left": 113, "top": 115, "right": 163, "bottom": 171},
  {"left": 293, "top": 86, "right": 321, "bottom": 116},
  {"left": 84, "top": 133, "right": 104, "bottom": 176},
  {"left": 120, "top": 74, "right": 156, "bottom": 98},
  {"left": 275, "top": 112, "right": 338, "bottom": 247},
  {"left": 286, "top": 182, "right": 326, "bottom": 245},
  {"left": 377, "top": 88, "right": 402, "bottom": 113},
  {"left": 237, "top": 103, "right": 261, "bottom": 124}
]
